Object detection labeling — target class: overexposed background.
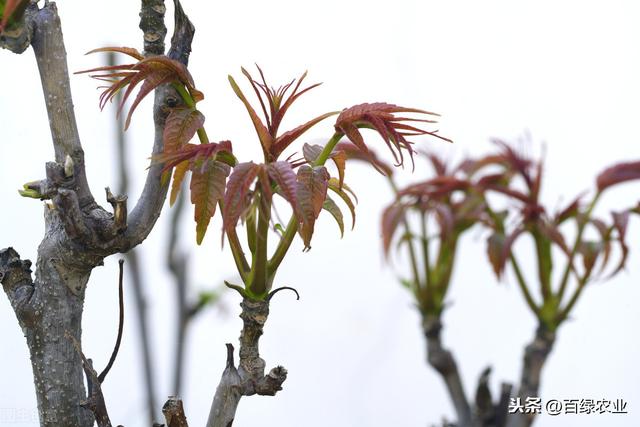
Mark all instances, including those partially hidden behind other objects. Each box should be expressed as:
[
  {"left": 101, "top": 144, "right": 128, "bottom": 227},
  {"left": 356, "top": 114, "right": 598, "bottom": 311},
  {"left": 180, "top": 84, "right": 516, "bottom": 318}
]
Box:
[{"left": 1, "top": 1, "right": 639, "bottom": 426}]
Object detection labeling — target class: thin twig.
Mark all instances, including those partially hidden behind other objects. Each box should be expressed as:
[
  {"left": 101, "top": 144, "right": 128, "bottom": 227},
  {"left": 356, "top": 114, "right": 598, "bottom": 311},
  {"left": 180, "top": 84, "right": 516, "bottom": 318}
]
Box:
[
  {"left": 98, "top": 259, "right": 126, "bottom": 383},
  {"left": 65, "top": 332, "right": 113, "bottom": 427}
]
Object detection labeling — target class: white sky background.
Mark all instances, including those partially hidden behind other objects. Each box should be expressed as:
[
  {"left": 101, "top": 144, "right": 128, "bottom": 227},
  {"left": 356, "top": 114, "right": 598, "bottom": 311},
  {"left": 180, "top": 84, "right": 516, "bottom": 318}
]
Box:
[{"left": 1, "top": 1, "right": 639, "bottom": 426}]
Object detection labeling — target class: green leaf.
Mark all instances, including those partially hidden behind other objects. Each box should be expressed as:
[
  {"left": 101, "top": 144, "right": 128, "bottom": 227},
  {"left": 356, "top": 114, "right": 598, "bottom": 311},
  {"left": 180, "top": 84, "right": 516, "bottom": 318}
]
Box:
[
  {"left": 169, "top": 161, "right": 190, "bottom": 206},
  {"left": 327, "top": 177, "right": 356, "bottom": 229},
  {"left": 322, "top": 196, "right": 344, "bottom": 237},
  {"left": 400, "top": 278, "right": 414, "bottom": 290},
  {"left": 18, "top": 189, "right": 41, "bottom": 199},
  {"left": 486, "top": 232, "right": 506, "bottom": 278}
]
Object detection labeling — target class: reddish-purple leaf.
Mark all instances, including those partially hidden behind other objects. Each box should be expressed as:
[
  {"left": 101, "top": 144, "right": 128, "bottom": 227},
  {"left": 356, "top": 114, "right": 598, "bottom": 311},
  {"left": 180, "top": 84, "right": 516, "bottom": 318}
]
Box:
[
  {"left": 554, "top": 194, "right": 584, "bottom": 224},
  {"left": 399, "top": 176, "right": 469, "bottom": 199},
  {"left": 163, "top": 108, "right": 205, "bottom": 153},
  {"left": 223, "top": 162, "right": 260, "bottom": 234},
  {"left": 486, "top": 228, "right": 524, "bottom": 279},
  {"left": 85, "top": 46, "right": 144, "bottom": 61},
  {"left": 228, "top": 74, "right": 273, "bottom": 154},
  {"left": 434, "top": 204, "right": 455, "bottom": 240},
  {"left": 335, "top": 102, "right": 450, "bottom": 169},
  {"left": 538, "top": 221, "right": 571, "bottom": 257},
  {"left": 382, "top": 203, "right": 406, "bottom": 257},
  {"left": 335, "top": 141, "right": 394, "bottom": 177},
  {"left": 154, "top": 141, "right": 235, "bottom": 172},
  {"left": 296, "top": 165, "right": 330, "bottom": 249},
  {"left": 609, "top": 210, "right": 631, "bottom": 276},
  {"left": 491, "top": 140, "right": 534, "bottom": 188},
  {"left": 302, "top": 143, "right": 348, "bottom": 187},
  {"left": 190, "top": 159, "right": 230, "bottom": 245},
  {"left": 272, "top": 112, "right": 338, "bottom": 158},
  {"left": 125, "top": 68, "right": 175, "bottom": 129},
  {"left": 483, "top": 184, "right": 532, "bottom": 204},
  {"left": 596, "top": 161, "right": 640, "bottom": 192},
  {"left": 267, "top": 161, "right": 298, "bottom": 216},
  {"left": 243, "top": 66, "right": 323, "bottom": 139},
  {"left": 425, "top": 152, "right": 448, "bottom": 176},
  {"left": 78, "top": 50, "right": 202, "bottom": 129},
  {"left": 302, "top": 143, "right": 323, "bottom": 164}
]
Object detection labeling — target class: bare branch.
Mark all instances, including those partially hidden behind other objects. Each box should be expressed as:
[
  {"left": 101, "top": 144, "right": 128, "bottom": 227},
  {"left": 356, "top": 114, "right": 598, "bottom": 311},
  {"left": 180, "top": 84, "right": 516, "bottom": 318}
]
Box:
[
  {"left": 66, "top": 333, "right": 113, "bottom": 427},
  {"left": 0, "top": 1, "right": 195, "bottom": 425},
  {"left": 475, "top": 367, "right": 494, "bottom": 422},
  {"left": 207, "top": 300, "right": 288, "bottom": 427},
  {"left": 0, "top": 247, "right": 40, "bottom": 328},
  {"left": 140, "top": 0, "right": 167, "bottom": 56},
  {"left": 118, "top": 0, "right": 195, "bottom": 252},
  {"left": 495, "top": 383, "right": 513, "bottom": 427},
  {"left": 31, "top": 2, "right": 93, "bottom": 203},
  {"left": 167, "top": 0, "right": 194, "bottom": 65},
  {"left": 423, "top": 315, "right": 472, "bottom": 427},
  {"left": 506, "top": 327, "right": 555, "bottom": 427}
]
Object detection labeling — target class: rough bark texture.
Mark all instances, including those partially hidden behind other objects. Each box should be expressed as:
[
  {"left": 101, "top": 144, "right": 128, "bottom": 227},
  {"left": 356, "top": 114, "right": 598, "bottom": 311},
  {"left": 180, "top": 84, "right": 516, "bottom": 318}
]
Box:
[
  {"left": 207, "top": 299, "right": 288, "bottom": 427},
  {"left": 424, "top": 315, "right": 472, "bottom": 427},
  {"left": 0, "top": 1, "right": 194, "bottom": 426},
  {"left": 506, "top": 327, "right": 555, "bottom": 427},
  {"left": 423, "top": 313, "right": 555, "bottom": 427},
  {"left": 139, "top": 0, "right": 167, "bottom": 56},
  {"left": 162, "top": 397, "right": 190, "bottom": 427},
  {"left": 423, "top": 315, "right": 519, "bottom": 427}
]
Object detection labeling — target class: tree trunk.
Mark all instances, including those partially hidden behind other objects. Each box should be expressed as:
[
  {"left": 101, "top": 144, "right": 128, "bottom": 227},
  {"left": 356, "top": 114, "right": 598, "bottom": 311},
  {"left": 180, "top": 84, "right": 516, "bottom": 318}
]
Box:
[{"left": 1, "top": 1, "right": 195, "bottom": 425}]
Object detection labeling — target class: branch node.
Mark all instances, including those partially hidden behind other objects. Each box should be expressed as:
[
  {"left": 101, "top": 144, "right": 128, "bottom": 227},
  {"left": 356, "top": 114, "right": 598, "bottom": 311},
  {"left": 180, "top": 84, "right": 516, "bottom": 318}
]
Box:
[
  {"left": 106, "top": 187, "right": 128, "bottom": 233},
  {"left": 162, "top": 396, "right": 189, "bottom": 427},
  {"left": 0, "top": 247, "right": 39, "bottom": 326}
]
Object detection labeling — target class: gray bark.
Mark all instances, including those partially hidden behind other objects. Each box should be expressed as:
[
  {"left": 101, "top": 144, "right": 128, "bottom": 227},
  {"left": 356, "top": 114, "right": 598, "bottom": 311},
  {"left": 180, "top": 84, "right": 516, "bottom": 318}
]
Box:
[
  {"left": 423, "top": 315, "right": 472, "bottom": 427},
  {"left": 506, "top": 327, "right": 555, "bottom": 427},
  {"left": 423, "top": 313, "right": 555, "bottom": 427},
  {"left": 423, "top": 315, "right": 515, "bottom": 427},
  {"left": 0, "top": 1, "right": 194, "bottom": 426},
  {"left": 207, "top": 299, "right": 288, "bottom": 427}
]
